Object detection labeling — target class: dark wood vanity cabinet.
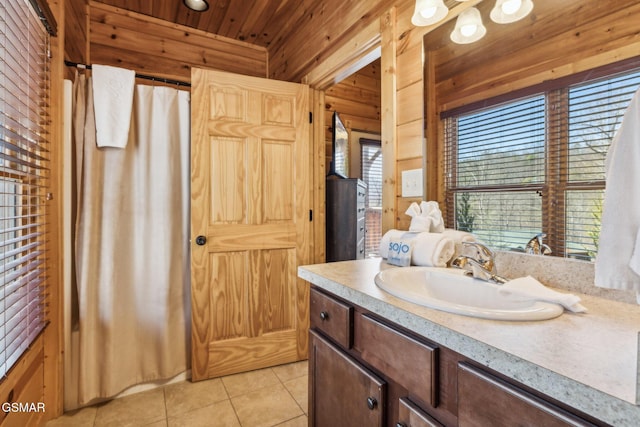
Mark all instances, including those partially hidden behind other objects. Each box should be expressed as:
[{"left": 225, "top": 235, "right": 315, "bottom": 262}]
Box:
[
  {"left": 309, "top": 286, "right": 608, "bottom": 427},
  {"left": 326, "top": 178, "right": 366, "bottom": 262},
  {"left": 309, "top": 287, "right": 442, "bottom": 427},
  {"left": 457, "top": 363, "right": 600, "bottom": 427}
]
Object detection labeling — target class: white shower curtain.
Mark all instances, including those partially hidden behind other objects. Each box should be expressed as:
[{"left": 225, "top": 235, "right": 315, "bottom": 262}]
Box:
[{"left": 72, "top": 73, "right": 191, "bottom": 405}]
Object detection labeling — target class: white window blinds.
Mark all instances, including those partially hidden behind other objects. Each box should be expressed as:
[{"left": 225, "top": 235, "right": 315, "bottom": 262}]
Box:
[
  {"left": 445, "top": 67, "right": 640, "bottom": 260},
  {"left": 361, "top": 140, "right": 382, "bottom": 256},
  {"left": 0, "top": 0, "right": 51, "bottom": 376}
]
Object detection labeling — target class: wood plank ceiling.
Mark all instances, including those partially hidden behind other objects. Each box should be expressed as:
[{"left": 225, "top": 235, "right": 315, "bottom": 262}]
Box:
[{"left": 92, "top": 0, "right": 324, "bottom": 48}]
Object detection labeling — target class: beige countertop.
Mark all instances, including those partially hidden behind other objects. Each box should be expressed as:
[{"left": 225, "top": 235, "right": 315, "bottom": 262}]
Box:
[{"left": 298, "top": 258, "right": 640, "bottom": 426}]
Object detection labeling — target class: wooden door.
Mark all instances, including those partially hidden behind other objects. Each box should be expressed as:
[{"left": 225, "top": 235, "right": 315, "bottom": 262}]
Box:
[{"left": 190, "top": 68, "right": 311, "bottom": 381}]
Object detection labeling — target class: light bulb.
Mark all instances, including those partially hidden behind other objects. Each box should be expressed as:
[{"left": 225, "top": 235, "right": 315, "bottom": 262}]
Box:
[
  {"left": 420, "top": 6, "right": 438, "bottom": 19},
  {"left": 501, "top": 0, "right": 522, "bottom": 15},
  {"left": 460, "top": 24, "right": 477, "bottom": 37}
]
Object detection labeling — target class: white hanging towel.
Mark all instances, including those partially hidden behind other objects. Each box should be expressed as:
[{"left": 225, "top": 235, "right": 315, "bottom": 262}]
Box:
[
  {"left": 91, "top": 64, "right": 136, "bottom": 148},
  {"left": 595, "top": 86, "right": 640, "bottom": 303}
]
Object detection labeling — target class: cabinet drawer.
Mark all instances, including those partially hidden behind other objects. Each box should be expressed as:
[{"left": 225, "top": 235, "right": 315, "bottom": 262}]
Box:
[
  {"left": 355, "top": 314, "right": 438, "bottom": 407},
  {"left": 310, "top": 288, "right": 353, "bottom": 348},
  {"left": 398, "top": 397, "right": 443, "bottom": 427},
  {"left": 457, "top": 363, "right": 599, "bottom": 427}
]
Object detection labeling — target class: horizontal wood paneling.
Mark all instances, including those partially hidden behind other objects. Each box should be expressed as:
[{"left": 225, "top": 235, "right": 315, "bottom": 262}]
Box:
[
  {"left": 397, "top": 81, "right": 423, "bottom": 125},
  {"left": 397, "top": 120, "right": 423, "bottom": 160},
  {"left": 64, "top": 0, "right": 88, "bottom": 65},
  {"left": 397, "top": 42, "right": 422, "bottom": 90},
  {"left": 88, "top": 2, "right": 268, "bottom": 81}
]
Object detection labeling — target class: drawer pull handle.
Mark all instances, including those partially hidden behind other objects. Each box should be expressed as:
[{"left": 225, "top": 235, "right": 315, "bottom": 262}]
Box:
[
  {"left": 396, "top": 424, "right": 407, "bottom": 427},
  {"left": 319, "top": 311, "right": 329, "bottom": 321},
  {"left": 366, "top": 396, "right": 377, "bottom": 410}
]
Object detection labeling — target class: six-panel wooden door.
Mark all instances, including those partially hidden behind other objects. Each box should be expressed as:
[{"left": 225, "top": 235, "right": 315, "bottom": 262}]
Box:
[{"left": 190, "top": 68, "right": 311, "bottom": 380}]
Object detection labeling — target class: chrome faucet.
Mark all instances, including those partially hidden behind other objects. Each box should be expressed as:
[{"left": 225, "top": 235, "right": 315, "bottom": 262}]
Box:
[
  {"left": 451, "top": 241, "right": 507, "bottom": 284},
  {"left": 525, "top": 233, "right": 552, "bottom": 255}
]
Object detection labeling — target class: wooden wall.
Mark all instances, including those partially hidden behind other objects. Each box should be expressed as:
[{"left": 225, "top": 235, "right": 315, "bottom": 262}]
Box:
[
  {"left": 392, "top": 0, "right": 425, "bottom": 231},
  {"left": 324, "top": 60, "right": 381, "bottom": 171},
  {"left": 65, "top": 1, "right": 269, "bottom": 82},
  {"left": 64, "top": 0, "right": 88, "bottom": 68},
  {"left": 421, "top": 0, "right": 640, "bottom": 219}
]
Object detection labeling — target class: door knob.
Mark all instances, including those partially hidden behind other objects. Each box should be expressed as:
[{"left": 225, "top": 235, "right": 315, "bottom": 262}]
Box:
[
  {"left": 366, "top": 396, "right": 377, "bottom": 410},
  {"left": 195, "top": 235, "right": 207, "bottom": 246}
]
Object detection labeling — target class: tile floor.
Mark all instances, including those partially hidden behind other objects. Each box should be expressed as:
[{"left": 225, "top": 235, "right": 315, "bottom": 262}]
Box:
[{"left": 46, "top": 361, "right": 308, "bottom": 427}]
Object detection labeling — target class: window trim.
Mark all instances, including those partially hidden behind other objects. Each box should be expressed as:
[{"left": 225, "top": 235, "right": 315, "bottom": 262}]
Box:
[{"left": 0, "top": 0, "right": 52, "bottom": 379}]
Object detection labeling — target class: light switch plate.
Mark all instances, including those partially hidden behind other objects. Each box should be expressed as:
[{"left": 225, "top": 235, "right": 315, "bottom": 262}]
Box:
[{"left": 401, "top": 169, "right": 423, "bottom": 197}]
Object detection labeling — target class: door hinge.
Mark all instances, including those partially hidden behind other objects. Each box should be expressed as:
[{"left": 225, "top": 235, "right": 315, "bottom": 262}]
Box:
[
  {"left": 309, "top": 112, "right": 313, "bottom": 124},
  {"left": 309, "top": 209, "right": 313, "bottom": 221}
]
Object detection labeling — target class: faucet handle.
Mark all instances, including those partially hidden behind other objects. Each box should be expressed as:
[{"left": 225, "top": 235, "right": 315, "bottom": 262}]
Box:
[
  {"left": 525, "top": 233, "right": 552, "bottom": 255},
  {"left": 461, "top": 241, "right": 496, "bottom": 274},
  {"left": 462, "top": 241, "right": 494, "bottom": 261}
]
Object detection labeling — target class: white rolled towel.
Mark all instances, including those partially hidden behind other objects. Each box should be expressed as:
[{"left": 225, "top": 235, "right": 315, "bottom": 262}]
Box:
[
  {"left": 379, "top": 229, "right": 407, "bottom": 258},
  {"left": 442, "top": 229, "right": 476, "bottom": 258},
  {"left": 379, "top": 230, "right": 455, "bottom": 267},
  {"left": 412, "top": 233, "right": 455, "bottom": 267}
]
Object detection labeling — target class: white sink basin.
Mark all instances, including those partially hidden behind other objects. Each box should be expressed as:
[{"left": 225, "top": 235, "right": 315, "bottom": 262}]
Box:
[{"left": 374, "top": 267, "right": 564, "bottom": 321}]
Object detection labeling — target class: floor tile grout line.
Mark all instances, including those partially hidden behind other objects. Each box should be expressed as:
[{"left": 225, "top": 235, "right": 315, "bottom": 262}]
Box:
[{"left": 162, "top": 386, "right": 169, "bottom": 425}]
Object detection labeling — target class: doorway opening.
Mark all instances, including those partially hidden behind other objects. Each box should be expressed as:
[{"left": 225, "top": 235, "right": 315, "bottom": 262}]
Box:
[{"left": 324, "top": 58, "right": 382, "bottom": 257}]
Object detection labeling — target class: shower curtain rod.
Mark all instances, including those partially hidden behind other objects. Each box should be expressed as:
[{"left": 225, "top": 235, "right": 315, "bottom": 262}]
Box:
[{"left": 64, "top": 60, "right": 191, "bottom": 87}]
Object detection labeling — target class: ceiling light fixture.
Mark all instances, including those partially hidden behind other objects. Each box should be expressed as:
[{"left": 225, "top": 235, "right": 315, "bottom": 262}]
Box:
[
  {"left": 450, "top": 7, "right": 486, "bottom": 44},
  {"left": 411, "top": 0, "right": 449, "bottom": 27},
  {"left": 490, "top": 0, "right": 533, "bottom": 24},
  {"left": 183, "top": 0, "right": 209, "bottom": 12}
]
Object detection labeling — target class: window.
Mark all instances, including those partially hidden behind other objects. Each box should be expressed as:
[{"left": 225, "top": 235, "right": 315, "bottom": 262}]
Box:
[
  {"left": 0, "top": 0, "right": 51, "bottom": 376},
  {"left": 361, "top": 139, "right": 382, "bottom": 256},
  {"left": 445, "top": 67, "right": 640, "bottom": 260}
]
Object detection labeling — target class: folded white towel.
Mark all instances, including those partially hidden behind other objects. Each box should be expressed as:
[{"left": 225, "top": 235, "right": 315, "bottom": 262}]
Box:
[
  {"left": 408, "top": 216, "right": 433, "bottom": 233},
  {"left": 92, "top": 64, "right": 136, "bottom": 148},
  {"left": 498, "top": 276, "right": 587, "bottom": 313},
  {"left": 420, "top": 201, "right": 445, "bottom": 233},
  {"left": 405, "top": 201, "right": 445, "bottom": 233},
  {"left": 379, "top": 230, "right": 455, "bottom": 267}
]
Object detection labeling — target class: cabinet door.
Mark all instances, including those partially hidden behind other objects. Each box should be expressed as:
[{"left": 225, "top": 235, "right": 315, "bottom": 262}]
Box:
[
  {"left": 310, "top": 330, "right": 386, "bottom": 427},
  {"left": 458, "top": 363, "right": 598, "bottom": 427}
]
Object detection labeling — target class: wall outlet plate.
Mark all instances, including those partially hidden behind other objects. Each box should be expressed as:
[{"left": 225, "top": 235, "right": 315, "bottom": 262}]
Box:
[{"left": 401, "top": 169, "right": 423, "bottom": 197}]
